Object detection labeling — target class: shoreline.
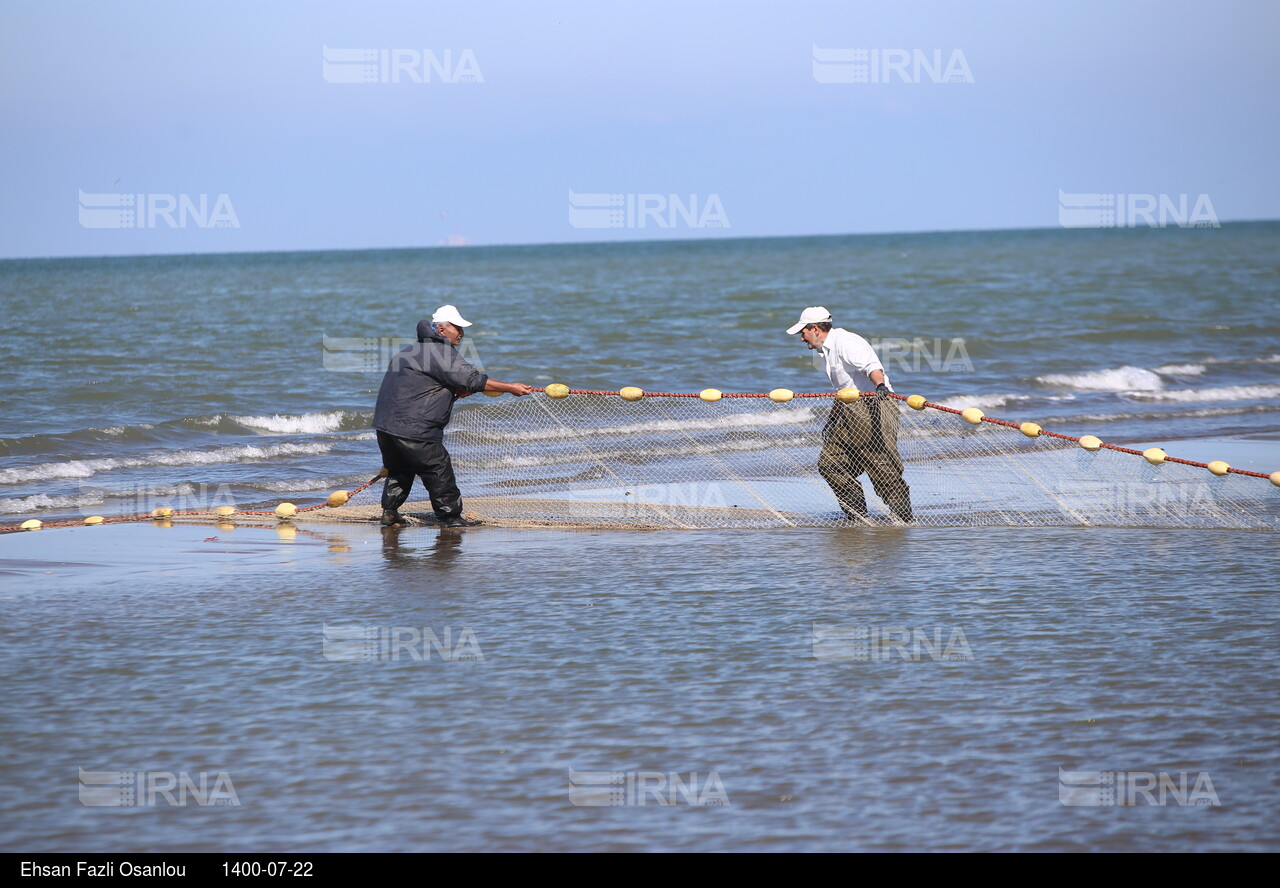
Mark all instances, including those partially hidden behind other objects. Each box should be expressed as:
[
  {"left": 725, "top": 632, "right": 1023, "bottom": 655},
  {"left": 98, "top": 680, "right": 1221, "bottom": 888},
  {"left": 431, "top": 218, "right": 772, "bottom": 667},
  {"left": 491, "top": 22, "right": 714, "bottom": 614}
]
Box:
[{"left": 3, "top": 434, "right": 1277, "bottom": 536}]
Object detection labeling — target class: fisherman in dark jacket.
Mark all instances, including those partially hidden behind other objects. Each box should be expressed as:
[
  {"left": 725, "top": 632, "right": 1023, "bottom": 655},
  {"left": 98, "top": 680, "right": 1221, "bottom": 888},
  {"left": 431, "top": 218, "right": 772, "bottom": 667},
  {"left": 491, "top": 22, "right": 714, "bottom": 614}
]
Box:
[{"left": 372, "top": 305, "right": 533, "bottom": 527}]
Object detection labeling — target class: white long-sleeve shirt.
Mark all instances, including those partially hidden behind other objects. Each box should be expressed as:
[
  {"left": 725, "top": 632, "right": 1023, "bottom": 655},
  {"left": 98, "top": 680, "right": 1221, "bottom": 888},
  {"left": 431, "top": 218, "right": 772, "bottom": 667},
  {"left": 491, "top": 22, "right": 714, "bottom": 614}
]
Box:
[{"left": 818, "top": 327, "right": 892, "bottom": 392}]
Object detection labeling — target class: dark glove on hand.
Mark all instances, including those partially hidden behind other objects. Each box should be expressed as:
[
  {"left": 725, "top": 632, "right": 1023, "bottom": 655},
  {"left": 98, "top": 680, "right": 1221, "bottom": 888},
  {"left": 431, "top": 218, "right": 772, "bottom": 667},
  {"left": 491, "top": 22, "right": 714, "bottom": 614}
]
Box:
[{"left": 875, "top": 383, "right": 890, "bottom": 400}]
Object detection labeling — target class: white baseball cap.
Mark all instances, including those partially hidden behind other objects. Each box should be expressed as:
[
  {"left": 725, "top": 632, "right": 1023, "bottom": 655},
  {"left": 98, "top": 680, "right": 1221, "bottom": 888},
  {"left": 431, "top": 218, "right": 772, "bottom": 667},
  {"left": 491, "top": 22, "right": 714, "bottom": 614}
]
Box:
[
  {"left": 431, "top": 304, "right": 473, "bottom": 328},
  {"left": 786, "top": 306, "right": 832, "bottom": 335}
]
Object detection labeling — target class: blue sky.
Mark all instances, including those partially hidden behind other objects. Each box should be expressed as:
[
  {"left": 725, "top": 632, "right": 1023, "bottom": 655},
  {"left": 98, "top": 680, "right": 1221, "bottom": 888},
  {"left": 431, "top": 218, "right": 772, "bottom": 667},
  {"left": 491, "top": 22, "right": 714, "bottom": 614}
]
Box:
[{"left": 2, "top": 0, "right": 1277, "bottom": 258}]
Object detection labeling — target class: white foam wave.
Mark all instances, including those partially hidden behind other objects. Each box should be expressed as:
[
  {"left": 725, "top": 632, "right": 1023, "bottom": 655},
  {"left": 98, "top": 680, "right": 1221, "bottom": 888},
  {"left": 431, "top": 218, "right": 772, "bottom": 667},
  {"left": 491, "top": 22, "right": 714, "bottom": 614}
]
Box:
[
  {"left": 82, "top": 482, "right": 198, "bottom": 497},
  {"left": 0, "top": 493, "right": 104, "bottom": 515},
  {"left": 233, "top": 411, "right": 358, "bottom": 435},
  {"left": 1153, "top": 363, "right": 1206, "bottom": 376},
  {"left": 1035, "top": 405, "right": 1279, "bottom": 426},
  {"left": 1126, "top": 384, "right": 1280, "bottom": 403},
  {"left": 246, "top": 476, "right": 361, "bottom": 493},
  {"left": 928, "top": 393, "right": 1078, "bottom": 413},
  {"left": 1202, "top": 354, "right": 1280, "bottom": 365},
  {"left": 0, "top": 442, "right": 336, "bottom": 485},
  {"left": 79, "top": 422, "right": 155, "bottom": 437},
  {"left": 936, "top": 393, "right": 1015, "bottom": 410},
  {"left": 1035, "top": 366, "right": 1164, "bottom": 392}
]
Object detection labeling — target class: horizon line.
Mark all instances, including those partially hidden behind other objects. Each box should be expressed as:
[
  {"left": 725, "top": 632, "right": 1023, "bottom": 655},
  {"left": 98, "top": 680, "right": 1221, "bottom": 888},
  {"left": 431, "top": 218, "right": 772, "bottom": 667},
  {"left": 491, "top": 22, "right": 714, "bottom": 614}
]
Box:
[{"left": 4, "top": 217, "right": 1278, "bottom": 263}]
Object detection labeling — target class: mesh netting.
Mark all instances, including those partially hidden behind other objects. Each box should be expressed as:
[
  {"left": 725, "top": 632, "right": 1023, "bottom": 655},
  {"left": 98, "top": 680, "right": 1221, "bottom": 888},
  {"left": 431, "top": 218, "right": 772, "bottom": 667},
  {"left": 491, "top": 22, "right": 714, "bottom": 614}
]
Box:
[{"left": 331, "top": 392, "right": 1280, "bottom": 530}]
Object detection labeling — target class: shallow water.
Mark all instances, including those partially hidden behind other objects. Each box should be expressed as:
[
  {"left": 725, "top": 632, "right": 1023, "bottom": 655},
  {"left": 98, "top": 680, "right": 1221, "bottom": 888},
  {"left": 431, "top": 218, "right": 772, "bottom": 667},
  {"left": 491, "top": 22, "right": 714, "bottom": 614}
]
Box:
[{"left": 1, "top": 521, "right": 1276, "bottom": 851}]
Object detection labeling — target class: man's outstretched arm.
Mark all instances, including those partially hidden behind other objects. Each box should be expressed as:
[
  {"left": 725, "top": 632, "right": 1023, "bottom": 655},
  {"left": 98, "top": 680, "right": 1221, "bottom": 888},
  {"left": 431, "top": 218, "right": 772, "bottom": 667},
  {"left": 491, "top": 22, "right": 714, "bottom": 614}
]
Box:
[
  {"left": 456, "top": 379, "right": 535, "bottom": 399},
  {"left": 484, "top": 379, "right": 534, "bottom": 396}
]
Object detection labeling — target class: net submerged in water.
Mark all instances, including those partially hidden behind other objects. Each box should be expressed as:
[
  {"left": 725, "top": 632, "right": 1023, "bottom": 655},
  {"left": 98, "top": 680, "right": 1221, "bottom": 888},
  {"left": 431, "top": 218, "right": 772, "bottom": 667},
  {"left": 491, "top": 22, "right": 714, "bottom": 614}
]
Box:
[{"left": 332, "top": 390, "right": 1280, "bottom": 531}]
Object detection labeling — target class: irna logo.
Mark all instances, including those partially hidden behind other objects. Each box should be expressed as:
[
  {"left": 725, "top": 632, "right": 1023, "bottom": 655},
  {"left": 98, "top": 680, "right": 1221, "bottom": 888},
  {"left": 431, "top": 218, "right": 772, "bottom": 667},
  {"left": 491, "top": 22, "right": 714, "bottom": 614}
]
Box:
[
  {"left": 78, "top": 768, "right": 240, "bottom": 807},
  {"left": 568, "top": 769, "right": 730, "bottom": 807},
  {"left": 322, "top": 623, "right": 484, "bottom": 662},
  {"left": 1058, "top": 768, "right": 1220, "bottom": 807},
  {"left": 322, "top": 46, "right": 483, "bottom": 84},
  {"left": 1058, "top": 190, "right": 1220, "bottom": 228},
  {"left": 78, "top": 191, "right": 240, "bottom": 229},
  {"left": 568, "top": 191, "right": 730, "bottom": 230},
  {"left": 812, "top": 46, "right": 974, "bottom": 84}
]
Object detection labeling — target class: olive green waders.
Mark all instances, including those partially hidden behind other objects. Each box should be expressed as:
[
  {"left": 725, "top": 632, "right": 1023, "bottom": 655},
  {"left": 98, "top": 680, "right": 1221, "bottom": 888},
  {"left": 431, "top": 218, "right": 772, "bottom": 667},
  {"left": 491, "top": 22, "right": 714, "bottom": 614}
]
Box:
[{"left": 818, "top": 397, "right": 914, "bottom": 522}]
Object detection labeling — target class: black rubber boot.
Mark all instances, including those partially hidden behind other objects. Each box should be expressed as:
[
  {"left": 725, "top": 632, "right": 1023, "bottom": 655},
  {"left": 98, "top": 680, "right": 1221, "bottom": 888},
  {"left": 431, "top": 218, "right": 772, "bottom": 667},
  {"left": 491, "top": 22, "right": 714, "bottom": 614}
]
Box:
[{"left": 440, "top": 516, "right": 482, "bottom": 528}]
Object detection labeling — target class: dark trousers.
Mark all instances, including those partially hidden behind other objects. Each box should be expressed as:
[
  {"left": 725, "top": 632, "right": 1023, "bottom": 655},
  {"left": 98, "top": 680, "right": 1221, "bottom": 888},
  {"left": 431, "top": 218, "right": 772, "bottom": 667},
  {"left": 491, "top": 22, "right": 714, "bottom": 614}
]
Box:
[
  {"left": 818, "top": 398, "right": 913, "bottom": 522},
  {"left": 376, "top": 431, "right": 464, "bottom": 522}
]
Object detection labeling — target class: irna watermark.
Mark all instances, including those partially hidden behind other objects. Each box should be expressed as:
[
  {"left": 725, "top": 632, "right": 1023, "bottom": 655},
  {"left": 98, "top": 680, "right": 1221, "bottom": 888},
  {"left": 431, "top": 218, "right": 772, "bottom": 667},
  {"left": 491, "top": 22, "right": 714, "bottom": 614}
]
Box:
[
  {"left": 811, "top": 337, "right": 972, "bottom": 374},
  {"left": 568, "top": 769, "right": 730, "bottom": 807},
  {"left": 78, "top": 768, "right": 240, "bottom": 807},
  {"left": 1058, "top": 190, "right": 1219, "bottom": 229},
  {"left": 812, "top": 622, "right": 973, "bottom": 662},
  {"left": 568, "top": 191, "right": 729, "bottom": 230},
  {"left": 322, "top": 623, "right": 484, "bottom": 662},
  {"left": 77, "top": 482, "right": 237, "bottom": 517},
  {"left": 322, "top": 334, "right": 486, "bottom": 373},
  {"left": 1058, "top": 768, "right": 1220, "bottom": 807},
  {"left": 78, "top": 190, "right": 239, "bottom": 229},
  {"left": 321, "top": 46, "right": 483, "bottom": 83},
  {"left": 621, "top": 482, "right": 729, "bottom": 510},
  {"left": 812, "top": 46, "right": 974, "bottom": 84},
  {"left": 1108, "top": 478, "right": 1230, "bottom": 516}
]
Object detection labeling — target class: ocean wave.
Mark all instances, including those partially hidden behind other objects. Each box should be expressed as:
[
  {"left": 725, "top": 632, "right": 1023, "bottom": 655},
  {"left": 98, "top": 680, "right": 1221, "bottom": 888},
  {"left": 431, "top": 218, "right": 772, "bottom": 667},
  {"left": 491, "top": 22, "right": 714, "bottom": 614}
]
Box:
[
  {"left": 1125, "top": 384, "right": 1280, "bottom": 403},
  {"left": 1152, "top": 363, "right": 1206, "bottom": 376},
  {"left": 242, "top": 474, "right": 377, "bottom": 493},
  {"left": 1035, "top": 366, "right": 1164, "bottom": 392},
  {"left": 1202, "top": 354, "right": 1280, "bottom": 365},
  {"left": 0, "top": 482, "right": 207, "bottom": 515},
  {"left": 0, "top": 412, "right": 374, "bottom": 459},
  {"left": 0, "top": 492, "right": 105, "bottom": 515},
  {"left": 0, "top": 422, "right": 160, "bottom": 457},
  {"left": 0, "top": 442, "right": 337, "bottom": 485},
  {"left": 79, "top": 482, "right": 199, "bottom": 497},
  {"left": 934, "top": 393, "right": 1016, "bottom": 410},
  {"left": 232, "top": 411, "right": 369, "bottom": 435},
  {"left": 1033, "top": 404, "right": 1280, "bottom": 426},
  {"left": 931, "top": 392, "right": 1078, "bottom": 411}
]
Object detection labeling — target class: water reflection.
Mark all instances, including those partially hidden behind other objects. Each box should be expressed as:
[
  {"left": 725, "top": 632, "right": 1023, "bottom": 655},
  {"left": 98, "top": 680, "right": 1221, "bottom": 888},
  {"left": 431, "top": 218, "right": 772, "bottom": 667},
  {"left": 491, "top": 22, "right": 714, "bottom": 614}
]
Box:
[{"left": 379, "top": 525, "right": 466, "bottom": 569}]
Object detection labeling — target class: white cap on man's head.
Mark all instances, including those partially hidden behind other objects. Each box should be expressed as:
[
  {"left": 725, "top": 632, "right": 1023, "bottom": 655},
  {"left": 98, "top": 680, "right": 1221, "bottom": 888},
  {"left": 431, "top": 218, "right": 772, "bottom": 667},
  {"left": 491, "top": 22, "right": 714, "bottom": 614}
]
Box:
[
  {"left": 786, "top": 306, "right": 832, "bottom": 335},
  {"left": 432, "top": 304, "right": 473, "bottom": 328}
]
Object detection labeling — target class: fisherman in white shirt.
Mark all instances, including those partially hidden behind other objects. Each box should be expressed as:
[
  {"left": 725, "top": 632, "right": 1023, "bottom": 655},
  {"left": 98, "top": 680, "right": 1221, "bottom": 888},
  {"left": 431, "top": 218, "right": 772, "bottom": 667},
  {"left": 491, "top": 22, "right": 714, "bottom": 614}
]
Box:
[{"left": 787, "top": 306, "right": 914, "bottom": 524}]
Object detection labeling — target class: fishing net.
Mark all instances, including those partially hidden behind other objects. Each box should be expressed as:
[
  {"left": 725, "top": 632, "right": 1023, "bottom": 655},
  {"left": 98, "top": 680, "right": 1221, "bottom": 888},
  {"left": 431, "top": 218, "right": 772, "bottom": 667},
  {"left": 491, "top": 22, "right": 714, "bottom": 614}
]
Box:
[
  {"left": 330, "top": 391, "right": 1280, "bottom": 530},
  {"left": 10, "top": 389, "right": 1275, "bottom": 534}
]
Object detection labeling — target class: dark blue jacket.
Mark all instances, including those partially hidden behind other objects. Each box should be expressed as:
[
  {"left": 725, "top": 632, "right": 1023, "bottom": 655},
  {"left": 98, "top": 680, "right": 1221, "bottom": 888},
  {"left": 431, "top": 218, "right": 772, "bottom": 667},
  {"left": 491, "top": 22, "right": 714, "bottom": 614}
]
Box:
[{"left": 372, "top": 320, "right": 489, "bottom": 441}]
